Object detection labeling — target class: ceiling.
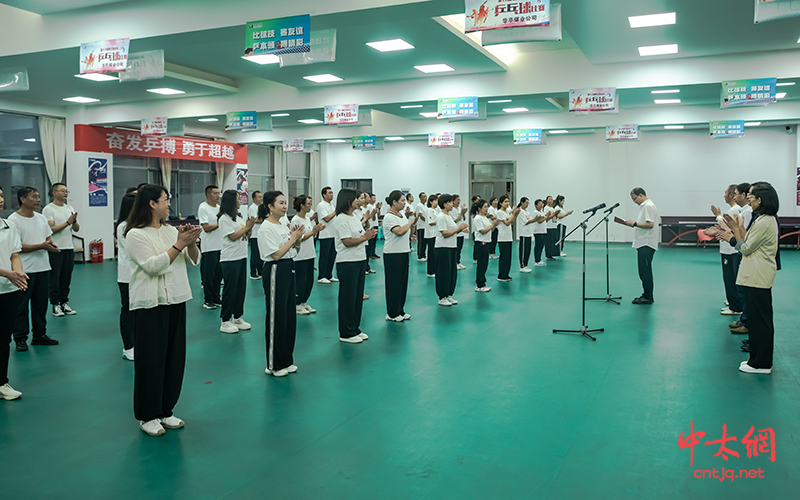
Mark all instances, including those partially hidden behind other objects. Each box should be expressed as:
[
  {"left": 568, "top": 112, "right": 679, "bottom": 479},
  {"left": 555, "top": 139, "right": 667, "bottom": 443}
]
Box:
[{"left": 2, "top": 0, "right": 131, "bottom": 15}]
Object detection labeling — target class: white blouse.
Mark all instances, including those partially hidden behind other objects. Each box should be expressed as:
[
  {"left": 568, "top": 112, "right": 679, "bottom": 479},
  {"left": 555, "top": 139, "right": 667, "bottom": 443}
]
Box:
[{"left": 116, "top": 222, "right": 131, "bottom": 284}]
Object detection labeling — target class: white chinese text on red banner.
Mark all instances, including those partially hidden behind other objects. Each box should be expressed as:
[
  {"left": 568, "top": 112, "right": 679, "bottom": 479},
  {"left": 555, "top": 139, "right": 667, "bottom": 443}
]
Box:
[
  {"left": 569, "top": 88, "right": 617, "bottom": 113},
  {"left": 710, "top": 120, "right": 745, "bottom": 139},
  {"left": 465, "top": 0, "right": 550, "bottom": 32},
  {"left": 428, "top": 132, "right": 456, "bottom": 147},
  {"left": 80, "top": 38, "right": 130, "bottom": 74},
  {"left": 721, "top": 78, "right": 776, "bottom": 108},
  {"left": 324, "top": 104, "right": 359, "bottom": 125},
  {"left": 606, "top": 124, "right": 639, "bottom": 142},
  {"left": 283, "top": 139, "right": 305, "bottom": 152},
  {"left": 141, "top": 117, "right": 168, "bottom": 136}
]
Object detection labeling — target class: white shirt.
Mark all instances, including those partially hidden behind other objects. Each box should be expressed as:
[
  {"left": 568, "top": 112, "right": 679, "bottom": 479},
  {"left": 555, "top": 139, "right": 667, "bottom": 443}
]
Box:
[
  {"left": 316, "top": 200, "right": 335, "bottom": 239},
  {"left": 451, "top": 209, "right": 466, "bottom": 238},
  {"left": 334, "top": 213, "right": 367, "bottom": 263},
  {"left": 435, "top": 212, "right": 459, "bottom": 248},
  {"left": 8, "top": 212, "right": 52, "bottom": 273},
  {"left": 740, "top": 205, "right": 753, "bottom": 228},
  {"left": 632, "top": 199, "right": 659, "bottom": 251},
  {"left": 473, "top": 215, "right": 493, "bottom": 243},
  {"left": 0, "top": 218, "right": 23, "bottom": 295},
  {"left": 198, "top": 202, "right": 223, "bottom": 252},
  {"left": 42, "top": 202, "right": 75, "bottom": 251},
  {"left": 415, "top": 202, "right": 427, "bottom": 229},
  {"left": 258, "top": 219, "right": 297, "bottom": 262},
  {"left": 532, "top": 210, "right": 547, "bottom": 234},
  {"left": 516, "top": 208, "right": 533, "bottom": 238},
  {"left": 544, "top": 206, "right": 558, "bottom": 229},
  {"left": 383, "top": 212, "right": 411, "bottom": 254},
  {"left": 488, "top": 206, "right": 498, "bottom": 219},
  {"left": 126, "top": 225, "right": 199, "bottom": 310},
  {"left": 424, "top": 206, "right": 438, "bottom": 238},
  {"left": 248, "top": 203, "right": 262, "bottom": 239},
  {"left": 293, "top": 215, "right": 316, "bottom": 261},
  {"left": 718, "top": 204, "right": 741, "bottom": 255},
  {"left": 219, "top": 214, "right": 248, "bottom": 262},
  {"left": 116, "top": 222, "right": 131, "bottom": 283},
  {"left": 496, "top": 208, "right": 513, "bottom": 242},
  {"left": 556, "top": 205, "right": 569, "bottom": 225},
  {"left": 366, "top": 203, "right": 379, "bottom": 228}
]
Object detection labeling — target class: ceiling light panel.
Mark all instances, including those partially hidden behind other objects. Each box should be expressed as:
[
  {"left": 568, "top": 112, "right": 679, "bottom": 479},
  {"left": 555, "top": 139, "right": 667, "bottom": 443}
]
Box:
[
  {"left": 303, "top": 74, "right": 343, "bottom": 83},
  {"left": 327, "top": 139, "right": 347, "bottom": 143},
  {"left": 242, "top": 54, "right": 280, "bottom": 65},
  {"left": 271, "top": 113, "right": 290, "bottom": 117},
  {"left": 664, "top": 125, "right": 684, "bottom": 129},
  {"left": 420, "top": 112, "right": 439, "bottom": 118},
  {"left": 366, "top": 39, "right": 415, "bottom": 52},
  {"left": 488, "top": 99, "right": 512, "bottom": 103},
  {"left": 638, "top": 44, "right": 678, "bottom": 56},
  {"left": 74, "top": 73, "right": 118, "bottom": 82},
  {"left": 654, "top": 99, "right": 681, "bottom": 104},
  {"left": 628, "top": 12, "right": 676, "bottom": 28},
  {"left": 548, "top": 130, "right": 568, "bottom": 134},
  {"left": 744, "top": 122, "right": 761, "bottom": 126},
  {"left": 63, "top": 96, "right": 99, "bottom": 103},
  {"left": 651, "top": 89, "right": 680, "bottom": 94},
  {"left": 198, "top": 118, "right": 218, "bottom": 122},
  {"left": 147, "top": 88, "right": 185, "bottom": 95},
  {"left": 776, "top": 82, "right": 795, "bottom": 86},
  {"left": 400, "top": 105, "right": 423, "bottom": 109},
  {"left": 298, "top": 119, "right": 323, "bottom": 124},
  {"left": 385, "top": 137, "right": 404, "bottom": 141},
  {"left": 503, "top": 107, "right": 528, "bottom": 113},
  {"left": 776, "top": 92, "right": 787, "bottom": 99},
  {"left": 414, "top": 64, "right": 454, "bottom": 73}
]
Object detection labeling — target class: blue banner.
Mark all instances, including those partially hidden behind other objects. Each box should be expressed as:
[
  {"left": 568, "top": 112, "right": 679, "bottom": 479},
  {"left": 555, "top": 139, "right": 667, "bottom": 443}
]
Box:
[
  {"left": 352, "top": 136, "right": 377, "bottom": 150},
  {"left": 721, "top": 78, "right": 776, "bottom": 108},
  {"left": 245, "top": 15, "right": 311, "bottom": 56},
  {"left": 438, "top": 96, "right": 479, "bottom": 119},
  {"left": 513, "top": 129, "right": 543, "bottom": 145},
  {"left": 710, "top": 120, "right": 745, "bottom": 139}
]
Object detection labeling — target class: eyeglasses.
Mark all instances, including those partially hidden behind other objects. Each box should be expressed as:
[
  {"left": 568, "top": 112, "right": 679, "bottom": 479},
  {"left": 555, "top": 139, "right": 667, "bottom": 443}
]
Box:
[{"left": 54, "top": 190, "right": 69, "bottom": 194}]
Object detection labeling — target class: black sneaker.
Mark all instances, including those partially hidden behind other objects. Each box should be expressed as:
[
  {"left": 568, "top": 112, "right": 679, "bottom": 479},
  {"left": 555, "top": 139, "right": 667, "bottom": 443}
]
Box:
[
  {"left": 632, "top": 296, "right": 654, "bottom": 305},
  {"left": 31, "top": 335, "right": 59, "bottom": 346},
  {"left": 15, "top": 341, "right": 28, "bottom": 352},
  {"left": 203, "top": 302, "right": 216, "bottom": 310}
]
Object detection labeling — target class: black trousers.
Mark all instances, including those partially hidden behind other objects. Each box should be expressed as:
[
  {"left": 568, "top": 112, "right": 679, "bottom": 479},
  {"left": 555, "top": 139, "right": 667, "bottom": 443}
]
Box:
[
  {"left": 337, "top": 260, "right": 366, "bottom": 339},
  {"left": 732, "top": 253, "right": 748, "bottom": 325},
  {"left": 416, "top": 229, "right": 426, "bottom": 258},
  {"left": 425, "top": 238, "right": 437, "bottom": 275},
  {"left": 519, "top": 236, "right": 532, "bottom": 268},
  {"left": 132, "top": 303, "right": 186, "bottom": 422},
  {"left": 475, "top": 241, "right": 490, "bottom": 288},
  {"left": 472, "top": 235, "right": 479, "bottom": 261},
  {"left": 220, "top": 258, "right": 247, "bottom": 321},
  {"left": 498, "top": 241, "right": 512, "bottom": 279},
  {"left": 249, "top": 238, "right": 261, "bottom": 277},
  {"left": 294, "top": 258, "right": 315, "bottom": 305},
  {"left": 455, "top": 237, "right": 464, "bottom": 264},
  {"left": 48, "top": 249, "right": 74, "bottom": 305},
  {"left": 384, "top": 252, "right": 409, "bottom": 318},
  {"left": 545, "top": 228, "right": 559, "bottom": 258},
  {"left": 317, "top": 238, "right": 336, "bottom": 280},
  {"left": 490, "top": 228, "right": 498, "bottom": 254},
  {"left": 200, "top": 250, "right": 222, "bottom": 304},
  {"left": 744, "top": 286, "right": 774, "bottom": 369},
  {"left": 0, "top": 291, "right": 23, "bottom": 385},
  {"left": 263, "top": 259, "right": 297, "bottom": 371},
  {"left": 118, "top": 282, "right": 134, "bottom": 350},
  {"left": 367, "top": 234, "right": 377, "bottom": 257},
  {"left": 637, "top": 246, "right": 656, "bottom": 300},
  {"left": 435, "top": 247, "right": 457, "bottom": 299},
  {"left": 721, "top": 254, "right": 743, "bottom": 312},
  {"left": 12, "top": 271, "right": 49, "bottom": 342},
  {"left": 533, "top": 233, "right": 545, "bottom": 263},
  {"left": 559, "top": 224, "right": 567, "bottom": 253}
]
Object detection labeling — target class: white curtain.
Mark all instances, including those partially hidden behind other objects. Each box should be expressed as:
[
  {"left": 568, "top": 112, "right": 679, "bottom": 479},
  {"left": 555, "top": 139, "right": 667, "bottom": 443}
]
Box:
[
  {"left": 159, "top": 157, "right": 172, "bottom": 192},
  {"left": 215, "top": 162, "right": 226, "bottom": 188},
  {"left": 273, "top": 146, "right": 286, "bottom": 193},
  {"left": 310, "top": 149, "right": 321, "bottom": 200},
  {"left": 38, "top": 116, "right": 66, "bottom": 185}
]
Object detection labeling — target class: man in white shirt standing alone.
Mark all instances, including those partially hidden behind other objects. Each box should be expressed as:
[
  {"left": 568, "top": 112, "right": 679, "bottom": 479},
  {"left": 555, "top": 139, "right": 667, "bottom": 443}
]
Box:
[
  {"left": 248, "top": 190, "right": 263, "bottom": 279},
  {"left": 625, "top": 187, "right": 659, "bottom": 305},
  {"left": 42, "top": 183, "right": 79, "bottom": 317},
  {"left": 198, "top": 185, "right": 223, "bottom": 309},
  {"left": 316, "top": 186, "right": 338, "bottom": 283}
]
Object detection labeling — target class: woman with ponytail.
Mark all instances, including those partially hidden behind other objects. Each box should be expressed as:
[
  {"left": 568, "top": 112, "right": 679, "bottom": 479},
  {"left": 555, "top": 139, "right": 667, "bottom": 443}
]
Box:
[
  {"left": 382, "top": 190, "right": 418, "bottom": 321},
  {"left": 292, "top": 195, "right": 325, "bottom": 315}
]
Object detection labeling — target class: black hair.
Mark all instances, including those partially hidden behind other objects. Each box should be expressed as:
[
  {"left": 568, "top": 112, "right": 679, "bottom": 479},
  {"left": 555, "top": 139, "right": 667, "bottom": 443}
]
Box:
[
  {"left": 438, "top": 194, "right": 453, "bottom": 208},
  {"left": 489, "top": 196, "right": 497, "bottom": 205},
  {"left": 631, "top": 187, "right": 646, "bottom": 197},
  {"left": 116, "top": 193, "right": 137, "bottom": 231},
  {"left": 125, "top": 186, "right": 138, "bottom": 194},
  {"left": 335, "top": 188, "right": 358, "bottom": 215},
  {"left": 750, "top": 182, "right": 779, "bottom": 216},
  {"left": 418, "top": 191, "right": 426, "bottom": 198},
  {"left": 726, "top": 184, "right": 737, "bottom": 196},
  {"left": 125, "top": 184, "right": 168, "bottom": 236},
  {"left": 386, "top": 190, "right": 403, "bottom": 206},
  {"left": 534, "top": 199, "right": 544, "bottom": 208},
  {"left": 470, "top": 199, "right": 488, "bottom": 216},
  {"left": 426, "top": 194, "right": 439, "bottom": 208},
  {"left": 137, "top": 183, "right": 148, "bottom": 191},
  {"left": 16, "top": 186, "right": 38, "bottom": 205},
  {"left": 205, "top": 185, "right": 219, "bottom": 197},
  {"left": 293, "top": 194, "right": 311, "bottom": 212},
  {"left": 736, "top": 182, "right": 751, "bottom": 196},
  {"left": 498, "top": 194, "right": 509, "bottom": 206},
  {"left": 51, "top": 182, "right": 66, "bottom": 195},
  {"left": 321, "top": 186, "right": 332, "bottom": 197},
  {"left": 258, "top": 191, "right": 284, "bottom": 220},
  {"left": 554, "top": 195, "right": 565, "bottom": 207},
  {"left": 471, "top": 194, "right": 481, "bottom": 203},
  {"left": 517, "top": 197, "right": 529, "bottom": 208},
  {"left": 252, "top": 190, "right": 262, "bottom": 198},
  {"left": 405, "top": 193, "right": 414, "bottom": 202},
  {"left": 218, "top": 190, "right": 240, "bottom": 221}
]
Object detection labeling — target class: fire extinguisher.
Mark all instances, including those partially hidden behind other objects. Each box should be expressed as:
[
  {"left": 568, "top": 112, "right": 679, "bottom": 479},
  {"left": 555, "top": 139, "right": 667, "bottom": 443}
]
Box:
[{"left": 90, "top": 239, "right": 104, "bottom": 263}]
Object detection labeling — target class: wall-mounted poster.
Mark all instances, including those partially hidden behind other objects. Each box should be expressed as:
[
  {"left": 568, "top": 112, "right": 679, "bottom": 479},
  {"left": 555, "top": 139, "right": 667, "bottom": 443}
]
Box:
[
  {"left": 236, "top": 165, "right": 248, "bottom": 207},
  {"left": 80, "top": 38, "right": 130, "bottom": 74},
  {"left": 428, "top": 132, "right": 456, "bottom": 147},
  {"left": 465, "top": 0, "right": 550, "bottom": 32},
  {"left": 710, "top": 120, "right": 745, "bottom": 139},
  {"left": 245, "top": 15, "right": 311, "bottom": 57},
  {"left": 569, "top": 88, "right": 617, "bottom": 113},
  {"left": 606, "top": 124, "right": 639, "bottom": 142},
  {"left": 88, "top": 157, "right": 108, "bottom": 207},
  {"left": 324, "top": 104, "right": 359, "bottom": 125},
  {"left": 283, "top": 139, "right": 305, "bottom": 152},
  {"left": 721, "top": 78, "right": 777, "bottom": 108},
  {"left": 141, "top": 117, "right": 168, "bottom": 136}
]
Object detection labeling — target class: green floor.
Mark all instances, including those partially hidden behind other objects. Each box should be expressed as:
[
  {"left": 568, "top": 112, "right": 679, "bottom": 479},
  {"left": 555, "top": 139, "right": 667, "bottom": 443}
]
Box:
[{"left": 1, "top": 241, "right": 798, "bottom": 499}]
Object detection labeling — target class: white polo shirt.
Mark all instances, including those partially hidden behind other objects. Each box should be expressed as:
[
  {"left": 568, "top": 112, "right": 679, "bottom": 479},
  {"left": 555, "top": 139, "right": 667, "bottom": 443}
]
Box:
[
  {"left": 0, "top": 217, "right": 23, "bottom": 295},
  {"left": 632, "top": 198, "right": 659, "bottom": 251},
  {"left": 435, "top": 212, "right": 459, "bottom": 248},
  {"left": 383, "top": 212, "right": 411, "bottom": 254},
  {"left": 258, "top": 219, "right": 297, "bottom": 262},
  {"left": 219, "top": 214, "right": 248, "bottom": 262},
  {"left": 334, "top": 213, "right": 367, "bottom": 263},
  {"left": 8, "top": 212, "right": 52, "bottom": 273},
  {"left": 316, "top": 200, "right": 335, "bottom": 239},
  {"left": 473, "top": 215, "right": 493, "bottom": 243},
  {"left": 198, "top": 202, "right": 222, "bottom": 253},
  {"left": 248, "top": 203, "right": 262, "bottom": 239},
  {"left": 42, "top": 202, "right": 75, "bottom": 251}
]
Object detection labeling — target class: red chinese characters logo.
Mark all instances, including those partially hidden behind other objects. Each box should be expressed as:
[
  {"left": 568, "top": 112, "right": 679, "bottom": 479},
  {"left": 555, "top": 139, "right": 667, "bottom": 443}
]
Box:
[{"left": 679, "top": 421, "right": 775, "bottom": 466}]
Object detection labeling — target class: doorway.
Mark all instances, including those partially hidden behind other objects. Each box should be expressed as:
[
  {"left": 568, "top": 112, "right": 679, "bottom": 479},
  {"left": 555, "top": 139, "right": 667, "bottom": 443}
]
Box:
[
  {"left": 341, "top": 178, "right": 373, "bottom": 194},
  {"left": 469, "top": 161, "right": 515, "bottom": 207}
]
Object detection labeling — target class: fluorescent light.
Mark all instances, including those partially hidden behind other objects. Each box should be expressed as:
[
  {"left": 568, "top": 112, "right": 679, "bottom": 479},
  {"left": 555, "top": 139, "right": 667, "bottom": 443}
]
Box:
[
  {"left": 241, "top": 54, "right": 280, "bottom": 65},
  {"left": 400, "top": 105, "right": 423, "bottom": 109},
  {"left": 385, "top": 136, "right": 404, "bottom": 141},
  {"left": 271, "top": 113, "right": 290, "bottom": 117},
  {"left": 503, "top": 107, "right": 528, "bottom": 113},
  {"left": 654, "top": 99, "right": 681, "bottom": 104},
  {"left": 414, "top": 64, "right": 454, "bottom": 73},
  {"left": 303, "top": 74, "right": 343, "bottom": 83},
  {"left": 23, "top": 138, "right": 36, "bottom": 142},
  {"left": 327, "top": 139, "right": 347, "bottom": 143},
  {"left": 198, "top": 118, "right": 218, "bottom": 122},
  {"left": 298, "top": 119, "right": 323, "bottom": 124},
  {"left": 777, "top": 92, "right": 787, "bottom": 99},
  {"left": 366, "top": 39, "right": 414, "bottom": 52},
  {"left": 419, "top": 112, "right": 438, "bottom": 118},
  {"left": 651, "top": 89, "right": 680, "bottom": 94},
  {"left": 147, "top": 88, "right": 185, "bottom": 95},
  {"left": 744, "top": 122, "right": 761, "bottom": 126},
  {"left": 488, "top": 99, "right": 512, "bottom": 103},
  {"left": 776, "top": 82, "right": 795, "bottom": 86},
  {"left": 548, "top": 130, "right": 568, "bottom": 134},
  {"left": 62, "top": 96, "right": 99, "bottom": 103},
  {"left": 664, "top": 125, "right": 684, "bottom": 130},
  {"left": 628, "top": 12, "right": 676, "bottom": 28},
  {"left": 74, "top": 73, "right": 118, "bottom": 82},
  {"left": 638, "top": 44, "right": 678, "bottom": 56}
]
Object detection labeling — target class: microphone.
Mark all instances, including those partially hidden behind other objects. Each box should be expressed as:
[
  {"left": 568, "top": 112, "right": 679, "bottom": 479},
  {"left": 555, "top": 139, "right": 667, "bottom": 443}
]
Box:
[
  {"left": 583, "top": 203, "right": 606, "bottom": 214},
  {"left": 603, "top": 202, "right": 620, "bottom": 213}
]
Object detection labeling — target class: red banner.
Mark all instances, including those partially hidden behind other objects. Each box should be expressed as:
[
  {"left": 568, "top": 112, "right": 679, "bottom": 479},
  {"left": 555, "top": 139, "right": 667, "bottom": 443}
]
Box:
[{"left": 74, "top": 124, "right": 247, "bottom": 163}]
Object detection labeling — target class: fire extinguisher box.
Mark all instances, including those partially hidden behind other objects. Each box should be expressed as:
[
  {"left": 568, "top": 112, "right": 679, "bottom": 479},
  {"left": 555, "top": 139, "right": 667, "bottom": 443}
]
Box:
[{"left": 90, "top": 239, "right": 104, "bottom": 263}]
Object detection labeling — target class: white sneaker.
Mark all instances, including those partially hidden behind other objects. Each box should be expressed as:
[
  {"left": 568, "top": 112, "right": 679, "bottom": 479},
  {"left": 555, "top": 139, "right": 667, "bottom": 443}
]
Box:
[
  {"left": 417, "top": 257, "right": 427, "bottom": 262},
  {"left": 0, "top": 383, "right": 22, "bottom": 400},
  {"left": 232, "top": 318, "right": 251, "bottom": 330},
  {"left": 160, "top": 415, "right": 184, "bottom": 429},
  {"left": 456, "top": 263, "right": 467, "bottom": 270},
  {"left": 475, "top": 286, "right": 491, "bottom": 292},
  {"left": 720, "top": 307, "right": 742, "bottom": 316},
  {"left": 534, "top": 262, "right": 546, "bottom": 267},
  {"left": 447, "top": 297, "right": 458, "bottom": 305},
  {"left": 473, "top": 259, "right": 478, "bottom": 264},
  {"left": 357, "top": 332, "right": 369, "bottom": 340},
  {"left": 220, "top": 321, "right": 239, "bottom": 333},
  {"left": 286, "top": 365, "right": 298, "bottom": 373},
  {"left": 122, "top": 348, "right": 134, "bottom": 361},
  {"left": 296, "top": 305, "right": 310, "bottom": 315},
  {"left": 330, "top": 278, "right": 339, "bottom": 282},
  {"left": 52, "top": 305, "right": 65, "bottom": 317},
  {"left": 402, "top": 313, "right": 411, "bottom": 320},
  {"left": 62, "top": 303, "right": 77, "bottom": 315},
  {"left": 739, "top": 364, "right": 771, "bottom": 374},
  {"left": 725, "top": 300, "right": 729, "bottom": 306},
  {"left": 427, "top": 274, "right": 435, "bottom": 278},
  {"left": 339, "top": 336, "right": 363, "bottom": 343},
  {"left": 489, "top": 254, "right": 499, "bottom": 259},
  {"left": 317, "top": 278, "right": 331, "bottom": 284},
  {"left": 385, "top": 314, "right": 404, "bottom": 322},
  {"left": 560, "top": 252, "right": 567, "bottom": 257},
  {"left": 302, "top": 303, "right": 316, "bottom": 314},
  {"left": 266, "top": 367, "right": 289, "bottom": 376},
  {"left": 438, "top": 298, "right": 452, "bottom": 306},
  {"left": 140, "top": 419, "right": 165, "bottom": 436},
  {"left": 520, "top": 267, "right": 532, "bottom": 273}
]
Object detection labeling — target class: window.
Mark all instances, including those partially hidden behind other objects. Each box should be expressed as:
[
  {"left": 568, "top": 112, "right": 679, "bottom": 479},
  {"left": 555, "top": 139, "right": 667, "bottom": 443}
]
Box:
[
  {"left": 170, "top": 159, "right": 216, "bottom": 219},
  {"left": 112, "top": 156, "right": 161, "bottom": 220},
  {"left": 286, "top": 152, "right": 310, "bottom": 215},
  {"left": 247, "top": 145, "right": 274, "bottom": 203},
  {"left": 0, "top": 112, "right": 47, "bottom": 218}
]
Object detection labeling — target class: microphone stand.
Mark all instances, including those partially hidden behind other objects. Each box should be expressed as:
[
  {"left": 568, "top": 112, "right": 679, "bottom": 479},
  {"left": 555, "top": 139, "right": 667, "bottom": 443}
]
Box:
[
  {"left": 553, "top": 209, "right": 604, "bottom": 341},
  {"left": 585, "top": 205, "right": 622, "bottom": 305}
]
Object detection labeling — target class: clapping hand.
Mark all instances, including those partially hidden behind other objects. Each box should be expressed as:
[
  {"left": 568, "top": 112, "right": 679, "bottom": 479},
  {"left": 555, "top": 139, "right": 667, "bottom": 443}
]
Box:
[
  {"left": 312, "top": 223, "right": 325, "bottom": 234},
  {"left": 365, "top": 227, "right": 378, "bottom": 240},
  {"left": 7, "top": 270, "right": 28, "bottom": 291},
  {"left": 721, "top": 213, "right": 745, "bottom": 240},
  {"left": 42, "top": 236, "right": 60, "bottom": 252},
  {"left": 67, "top": 212, "right": 78, "bottom": 225},
  {"left": 711, "top": 205, "right": 722, "bottom": 217},
  {"left": 177, "top": 224, "right": 202, "bottom": 246}
]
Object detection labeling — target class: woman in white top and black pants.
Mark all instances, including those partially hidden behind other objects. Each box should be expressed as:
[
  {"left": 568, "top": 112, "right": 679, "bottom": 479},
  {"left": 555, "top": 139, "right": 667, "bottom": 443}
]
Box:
[
  {"left": 415, "top": 192, "right": 427, "bottom": 261},
  {"left": 516, "top": 197, "right": 535, "bottom": 272},
  {"left": 471, "top": 199, "right": 500, "bottom": 292},
  {"left": 424, "top": 194, "right": 439, "bottom": 277},
  {"left": 258, "top": 191, "right": 305, "bottom": 376},
  {"left": 218, "top": 190, "right": 256, "bottom": 334},
  {"left": 116, "top": 193, "right": 137, "bottom": 360},
  {"left": 435, "top": 194, "right": 468, "bottom": 305},
  {"left": 544, "top": 196, "right": 560, "bottom": 260},
  {"left": 451, "top": 194, "right": 468, "bottom": 270},
  {"left": 553, "top": 195, "right": 573, "bottom": 256},
  {"left": 495, "top": 195, "right": 520, "bottom": 281},
  {"left": 531, "top": 199, "right": 552, "bottom": 266},
  {"left": 125, "top": 184, "right": 202, "bottom": 437},
  {"left": 488, "top": 197, "right": 499, "bottom": 258},
  {"left": 292, "top": 195, "right": 324, "bottom": 315},
  {"left": 382, "top": 190, "right": 418, "bottom": 321}
]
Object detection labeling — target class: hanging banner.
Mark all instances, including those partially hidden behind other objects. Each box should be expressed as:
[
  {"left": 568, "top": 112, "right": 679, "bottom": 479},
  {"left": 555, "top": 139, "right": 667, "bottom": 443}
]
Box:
[
  {"left": 796, "top": 167, "right": 800, "bottom": 206},
  {"left": 569, "top": 88, "right": 617, "bottom": 113},
  {"left": 513, "top": 129, "right": 543, "bottom": 145},
  {"left": 755, "top": 0, "right": 800, "bottom": 23},
  {"left": 721, "top": 78, "right": 777, "bottom": 108},
  {"left": 438, "top": 96, "right": 479, "bottom": 119},
  {"left": 606, "top": 124, "right": 639, "bottom": 142},
  {"left": 465, "top": 0, "right": 550, "bottom": 32},
  {"left": 283, "top": 139, "right": 305, "bottom": 152},
  {"left": 482, "top": 4, "right": 561, "bottom": 45},
  {"left": 74, "top": 124, "right": 247, "bottom": 163},
  {"left": 0, "top": 67, "right": 30, "bottom": 92},
  {"left": 80, "top": 38, "right": 130, "bottom": 74},
  {"left": 280, "top": 29, "right": 337, "bottom": 67},
  {"left": 226, "top": 111, "right": 257, "bottom": 131},
  {"left": 710, "top": 120, "right": 745, "bottom": 139},
  {"left": 244, "top": 15, "right": 311, "bottom": 57},
  {"left": 236, "top": 165, "right": 249, "bottom": 207},
  {"left": 352, "top": 136, "right": 377, "bottom": 150},
  {"left": 324, "top": 104, "right": 359, "bottom": 125},
  {"left": 428, "top": 132, "right": 456, "bottom": 147},
  {"left": 88, "top": 158, "right": 108, "bottom": 207},
  {"left": 141, "top": 117, "right": 168, "bottom": 136},
  {"left": 119, "top": 50, "right": 164, "bottom": 82}
]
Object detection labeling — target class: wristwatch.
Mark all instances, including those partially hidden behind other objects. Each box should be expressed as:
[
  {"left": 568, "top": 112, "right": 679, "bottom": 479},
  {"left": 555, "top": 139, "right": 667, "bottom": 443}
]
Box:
[{"left": 633, "top": 222, "right": 638, "bottom": 227}]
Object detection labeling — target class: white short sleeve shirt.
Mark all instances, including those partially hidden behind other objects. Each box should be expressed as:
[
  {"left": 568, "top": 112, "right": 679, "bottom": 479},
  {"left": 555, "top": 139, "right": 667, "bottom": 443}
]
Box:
[
  {"left": 0, "top": 218, "right": 23, "bottom": 295},
  {"left": 473, "top": 215, "right": 493, "bottom": 243},
  {"left": 435, "top": 212, "right": 458, "bottom": 248},
  {"left": 117, "top": 222, "right": 131, "bottom": 284},
  {"left": 316, "top": 200, "right": 335, "bottom": 239},
  {"left": 633, "top": 199, "right": 659, "bottom": 251},
  {"left": 258, "top": 220, "right": 296, "bottom": 262},
  {"left": 42, "top": 202, "right": 75, "bottom": 250},
  {"left": 383, "top": 212, "right": 411, "bottom": 254},
  {"left": 334, "top": 213, "right": 367, "bottom": 263},
  {"left": 496, "top": 209, "right": 513, "bottom": 242},
  {"left": 516, "top": 208, "right": 533, "bottom": 238},
  {"left": 293, "top": 215, "right": 316, "bottom": 261},
  {"left": 198, "top": 202, "right": 222, "bottom": 252},
  {"left": 8, "top": 212, "right": 52, "bottom": 273},
  {"left": 248, "top": 203, "right": 261, "bottom": 239},
  {"left": 219, "top": 214, "right": 248, "bottom": 262}
]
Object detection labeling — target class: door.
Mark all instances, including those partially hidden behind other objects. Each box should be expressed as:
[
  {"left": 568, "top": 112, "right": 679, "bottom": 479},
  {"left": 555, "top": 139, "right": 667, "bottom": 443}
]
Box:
[
  {"left": 341, "top": 178, "right": 373, "bottom": 194},
  {"left": 469, "top": 161, "right": 515, "bottom": 207}
]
